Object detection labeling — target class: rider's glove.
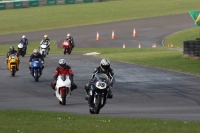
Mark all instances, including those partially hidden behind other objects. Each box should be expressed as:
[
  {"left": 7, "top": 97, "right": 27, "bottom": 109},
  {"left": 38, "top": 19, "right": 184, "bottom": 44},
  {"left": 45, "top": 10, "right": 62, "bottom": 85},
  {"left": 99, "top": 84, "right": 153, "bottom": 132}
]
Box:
[
  {"left": 29, "top": 62, "right": 31, "bottom": 66},
  {"left": 110, "top": 82, "right": 113, "bottom": 87},
  {"left": 41, "top": 61, "right": 44, "bottom": 64},
  {"left": 88, "top": 78, "right": 93, "bottom": 82}
]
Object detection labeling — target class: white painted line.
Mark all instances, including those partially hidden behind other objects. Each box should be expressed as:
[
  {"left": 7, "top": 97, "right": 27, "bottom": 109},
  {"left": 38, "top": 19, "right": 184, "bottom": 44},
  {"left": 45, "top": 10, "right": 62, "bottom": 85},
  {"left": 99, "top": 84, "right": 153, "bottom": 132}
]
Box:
[{"left": 83, "top": 52, "right": 100, "bottom": 55}]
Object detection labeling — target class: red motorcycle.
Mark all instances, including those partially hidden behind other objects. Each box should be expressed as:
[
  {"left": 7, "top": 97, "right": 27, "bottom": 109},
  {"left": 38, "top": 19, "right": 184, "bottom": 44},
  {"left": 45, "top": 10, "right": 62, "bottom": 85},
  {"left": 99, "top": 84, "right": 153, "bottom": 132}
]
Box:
[{"left": 62, "top": 40, "right": 72, "bottom": 55}]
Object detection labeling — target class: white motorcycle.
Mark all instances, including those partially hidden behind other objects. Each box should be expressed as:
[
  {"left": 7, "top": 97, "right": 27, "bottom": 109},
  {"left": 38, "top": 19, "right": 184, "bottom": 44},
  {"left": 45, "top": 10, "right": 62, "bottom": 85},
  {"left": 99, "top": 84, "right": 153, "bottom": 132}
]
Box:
[
  {"left": 18, "top": 43, "right": 26, "bottom": 57},
  {"left": 40, "top": 42, "right": 49, "bottom": 58},
  {"left": 55, "top": 74, "right": 71, "bottom": 105}
]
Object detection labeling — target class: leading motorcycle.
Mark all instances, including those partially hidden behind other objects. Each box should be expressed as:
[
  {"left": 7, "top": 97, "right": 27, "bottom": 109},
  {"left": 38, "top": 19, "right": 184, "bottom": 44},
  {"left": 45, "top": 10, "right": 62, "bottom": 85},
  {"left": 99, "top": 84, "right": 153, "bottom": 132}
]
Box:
[
  {"left": 30, "top": 58, "right": 43, "bottom": 82},
  {"left": 7, "top": 54, "right": 19, "bottom": 76},
  {"left": 88, "top": 73, "right": 110, "bottom": 114},
  {"left": 55, "top": 74, "right": 71, "bottom": 105}
]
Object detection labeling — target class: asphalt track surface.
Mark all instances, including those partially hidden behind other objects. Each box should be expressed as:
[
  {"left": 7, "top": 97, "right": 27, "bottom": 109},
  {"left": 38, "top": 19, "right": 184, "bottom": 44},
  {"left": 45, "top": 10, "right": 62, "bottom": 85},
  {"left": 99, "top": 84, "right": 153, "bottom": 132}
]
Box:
[{"left": 1, "top": 13, "right": 200, "bottom": 121}]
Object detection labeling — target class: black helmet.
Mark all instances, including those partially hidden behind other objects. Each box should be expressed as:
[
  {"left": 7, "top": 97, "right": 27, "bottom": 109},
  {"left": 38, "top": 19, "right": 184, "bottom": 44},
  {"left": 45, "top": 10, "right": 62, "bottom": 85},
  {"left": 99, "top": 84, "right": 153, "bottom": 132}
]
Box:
[
  {"left": 59, "top": 59, "right": 67, "bottom": 69},
  {"left": 100, "top": 58, "right": 110, "bottom": 71}
]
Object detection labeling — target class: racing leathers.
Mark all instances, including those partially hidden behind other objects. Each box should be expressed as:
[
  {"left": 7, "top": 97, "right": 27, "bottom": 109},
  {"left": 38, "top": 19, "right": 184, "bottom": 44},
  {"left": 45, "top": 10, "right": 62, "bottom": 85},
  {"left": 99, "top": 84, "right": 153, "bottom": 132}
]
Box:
[
  {"left": 40, "top": 39, "right": 50, "bottom": 54},
  {"left": 29, "top": 53, "right": 44, "bottom": 72},
  {"left": 19, "top": 38, "right": 28, "bottom": 53},
  {"left": 65, "top": 37, "right": 75, "bottom": 49},
  {"left": 85, "top": 66, "right": 115, "bottom": 100},
  {"left": 51, "top": 65, "right": 77, "bottom": 91}
]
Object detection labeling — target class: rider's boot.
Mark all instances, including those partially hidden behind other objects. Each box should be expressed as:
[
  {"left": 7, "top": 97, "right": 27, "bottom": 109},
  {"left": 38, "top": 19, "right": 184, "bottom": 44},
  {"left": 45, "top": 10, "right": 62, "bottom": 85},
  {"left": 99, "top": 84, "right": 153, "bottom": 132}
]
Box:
[
  {"left": 107, "top": 88, "right": 113, "bottom": 99},
  {"left": 50, "top": 82, "right": 56, "bottom": 90},
  {"left": 88, "top": 95, "right": 94, "bottom": 111},
  {"left": 47, "top": 48, "right": 50, "bottom": 55},
  {"left": 85, "top": 83, "right": 90, "bottom": 100}
]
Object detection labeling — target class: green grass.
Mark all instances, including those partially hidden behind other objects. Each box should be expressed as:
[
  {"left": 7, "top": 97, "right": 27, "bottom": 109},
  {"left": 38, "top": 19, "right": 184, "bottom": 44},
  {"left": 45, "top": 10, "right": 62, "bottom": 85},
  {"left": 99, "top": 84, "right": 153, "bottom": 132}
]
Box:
[
  {"left": 0, "top": 0, "right": 200, "bottom": 34},
  {"left": 164, "top": 27, "right": 200, "bottom": 48},
  {"left": 0, "top": 110, "right": 199, "bottom": 133}
]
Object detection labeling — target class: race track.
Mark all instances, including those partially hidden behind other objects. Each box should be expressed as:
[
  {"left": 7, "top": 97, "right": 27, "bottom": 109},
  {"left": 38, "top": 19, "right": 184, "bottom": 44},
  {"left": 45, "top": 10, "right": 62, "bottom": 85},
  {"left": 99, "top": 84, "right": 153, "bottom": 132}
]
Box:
[{"left": 1, "top": 13, "right": 200, "bottom": 121}]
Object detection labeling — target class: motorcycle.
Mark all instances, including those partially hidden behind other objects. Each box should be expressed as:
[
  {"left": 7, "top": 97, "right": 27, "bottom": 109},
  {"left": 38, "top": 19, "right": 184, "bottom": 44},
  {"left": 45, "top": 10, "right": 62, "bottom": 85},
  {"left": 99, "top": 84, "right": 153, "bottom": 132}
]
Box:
[
  {"left": 18, "top": 43, "right": 26, "bottom": 57},
  {"left": 30, "top": 58, "right": 43, "bottom": 82},
  {"left": 7, "top": 54, "right": 19, "bottom": 76},
  {"left": 88, "top": 73, "right": 110, "bottom": 114},
  {"left": 40, "top": 42, "right": 49, "bottom": 58},
  {"left": 62, "top": 40, "right": 72, "bottom": 55},
  {"left": 55, "top": 74, "right": 71, "bottom": 105}
]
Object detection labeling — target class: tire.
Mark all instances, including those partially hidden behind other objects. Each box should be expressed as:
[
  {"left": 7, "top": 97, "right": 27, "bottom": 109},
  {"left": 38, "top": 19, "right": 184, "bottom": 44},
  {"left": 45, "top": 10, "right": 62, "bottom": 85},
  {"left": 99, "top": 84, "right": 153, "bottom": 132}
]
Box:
[
  {"left": 183, "top": 41, "right": 189, "bottom": 45},
  {"left": 90, "top": 109, "right": 95, "bottom": 114},
  {"left": 183, "top": 51, "right": 190, "bottom": 54},
  {"left": 42, "top": 51, "right": 45, "bottom": 57},
  {"left": 11, "top": 66, "right": 15, "bottom": 76},
  {"left": 68, "top": 49, "right": 71, "bottom": 55},
  {"left": 64, "top": 49, "right": 66, "bottom": 55},
  {"left": 35, "top": 72, "right": 39, "bottom": 82},
  {"left": 61, "top": 90, "right": 66, "bottom": 105},
  {"left": 22, "top": 53, "right": 25, "bottom": 57},
  {"left": 93, "top": 95, "right": 101, "bottom": 114}
]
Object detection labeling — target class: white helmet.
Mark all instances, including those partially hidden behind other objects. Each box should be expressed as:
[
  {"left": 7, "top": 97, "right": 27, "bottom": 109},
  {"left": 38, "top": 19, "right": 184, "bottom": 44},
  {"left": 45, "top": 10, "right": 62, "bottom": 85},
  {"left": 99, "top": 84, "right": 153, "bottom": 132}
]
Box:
[
  {"left": 22, "top": 35, "right": 26, "bottom": 39},
  {"left": 33, "top": 49, "right": 39, "bottom": 56},
  {"left": 100, "top": 58, "right": 110, "bottom": 71},
  {"left": 59, "top": 59, "right": 67, "bottom": 69},
  {"left": 67, "top": 33, "right": 71, "bottom": 39}
]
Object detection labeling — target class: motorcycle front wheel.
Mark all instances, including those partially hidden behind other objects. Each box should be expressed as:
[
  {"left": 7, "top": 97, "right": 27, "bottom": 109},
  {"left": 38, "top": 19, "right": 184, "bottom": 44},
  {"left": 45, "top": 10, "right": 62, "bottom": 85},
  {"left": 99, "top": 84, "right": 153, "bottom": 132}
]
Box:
[
  {"left": 93, "top": 95, "right": 101, "bottom": 114},
  {"left": 11, "top": 66, "right": 16, "bottom": 76},
  {"left": 61, "top": 90, "right": 66, "bottom": 105},
  {"left": 35, "top": 72, "right": 39, "bottom": 82}
]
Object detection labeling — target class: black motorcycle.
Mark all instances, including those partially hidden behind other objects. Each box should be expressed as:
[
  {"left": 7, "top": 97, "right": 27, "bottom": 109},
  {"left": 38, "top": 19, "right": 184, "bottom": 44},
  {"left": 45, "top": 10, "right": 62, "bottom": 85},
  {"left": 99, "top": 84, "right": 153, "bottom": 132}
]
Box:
[{"left": 88, "top": 73, "right": 110, "bottom": 114}]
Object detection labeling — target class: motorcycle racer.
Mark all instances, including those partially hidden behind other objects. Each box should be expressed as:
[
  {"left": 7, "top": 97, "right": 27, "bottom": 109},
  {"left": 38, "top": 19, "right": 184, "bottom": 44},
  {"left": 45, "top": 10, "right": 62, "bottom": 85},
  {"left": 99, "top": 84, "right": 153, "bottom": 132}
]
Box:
[
  {"left": 85, "top": 58, "right": 115, "bottom": 100},
  {"left": 50, "top": 59, "right": 77, "bottom": 91},
  {"left": 65, "top": 33, "right": 75, "bottom": 49},
  {"left": 40, "top": 35, "right": 50, "bottom": 54},
  {"left": 29, "top": 49, "right": 44, "bottom": 72},
  {"left": 19, "top": 35, "right": 28, "bottom": 53},
  {"left": 6, "top": 46, "right": 20, "bottom": 71}
]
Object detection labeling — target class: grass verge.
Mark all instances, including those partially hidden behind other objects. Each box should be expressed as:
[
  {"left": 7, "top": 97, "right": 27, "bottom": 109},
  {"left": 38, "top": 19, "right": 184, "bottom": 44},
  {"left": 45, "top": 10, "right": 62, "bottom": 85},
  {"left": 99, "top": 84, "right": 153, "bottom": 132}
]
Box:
[
  {"left": 0, "top": 0, "right": 200, "bottom": 34},
  {"left": 0, "top": 110, "right": 199, "bottom": 133},
  {"left": 164, "top": 27, "right": 200, "bottom": 48}
]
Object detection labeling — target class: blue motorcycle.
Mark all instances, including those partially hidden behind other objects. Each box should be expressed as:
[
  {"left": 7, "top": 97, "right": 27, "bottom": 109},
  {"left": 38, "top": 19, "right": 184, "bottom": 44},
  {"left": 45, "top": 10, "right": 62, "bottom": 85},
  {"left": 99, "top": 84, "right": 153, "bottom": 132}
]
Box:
[{"left": 30, "top": 58, "right": 43, "bottom": 82}]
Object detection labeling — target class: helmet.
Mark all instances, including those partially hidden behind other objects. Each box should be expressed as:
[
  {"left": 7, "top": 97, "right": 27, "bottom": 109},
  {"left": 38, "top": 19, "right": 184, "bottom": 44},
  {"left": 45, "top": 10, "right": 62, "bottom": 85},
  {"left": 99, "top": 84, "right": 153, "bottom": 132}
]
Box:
[
  {"left": 66, "top": 33, "right": 71, "bottom": 39},
  {"left": 33, "top": 49, "right": 39, "bottom": 56},
  {"left": 100, "top": 58, "right": 110, "bottom": 71},
  {"left": 59, "top": 59, "right": 67, "bottom": 69},
  {"left": 10, "top": 45, "right": 14, "bottom": 52},
  {"left": 44, "top": 35, "right": 48, "bottom": 39},
  {"left": 22, "top": 35, "right": 26, "bottom": 39}
]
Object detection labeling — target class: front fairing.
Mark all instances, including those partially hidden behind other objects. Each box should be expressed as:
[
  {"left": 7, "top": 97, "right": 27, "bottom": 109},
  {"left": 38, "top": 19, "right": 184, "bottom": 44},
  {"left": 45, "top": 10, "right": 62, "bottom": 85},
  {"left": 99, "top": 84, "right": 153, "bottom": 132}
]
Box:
[
  {"left": 91, "top": 73, "right": 110, "bottom": 91},
  {"left": 56, "top": 74, "right": 71, "bottom": 88},
  {"left": 31, "top": 58, "right": 42, "bottom": 68}
]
